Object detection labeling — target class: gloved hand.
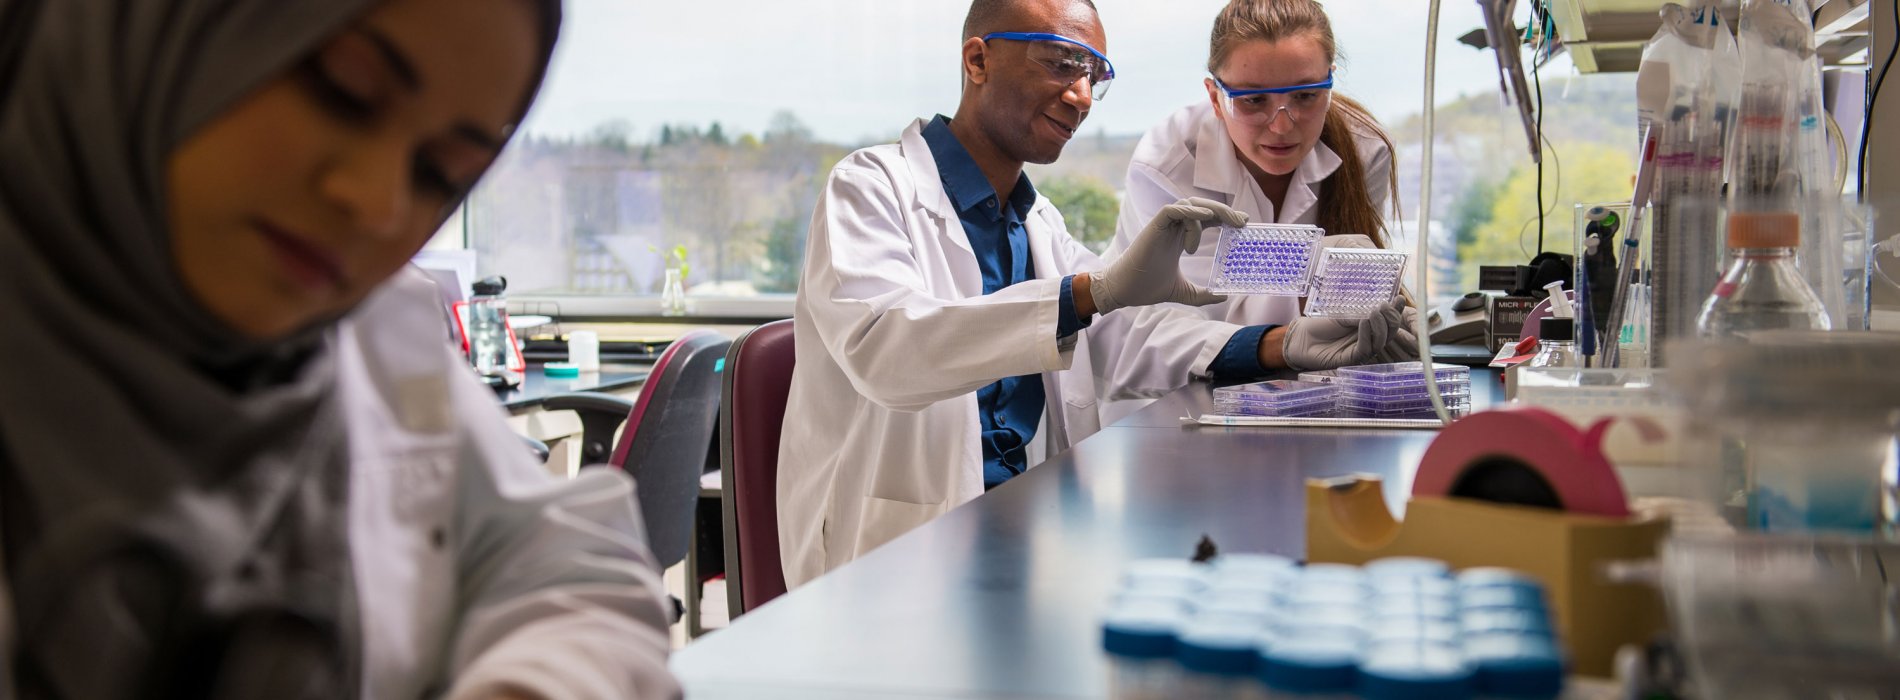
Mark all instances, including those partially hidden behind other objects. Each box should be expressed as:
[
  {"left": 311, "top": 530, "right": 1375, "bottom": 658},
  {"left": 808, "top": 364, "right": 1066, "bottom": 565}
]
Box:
[
  {"left": 1280, "top": 234, "right": 1405, "bottom": 371},
  {"left": 1375, "top": 302, "right": 1422, "bottom": 363},
  {"left": 1088, "top": 197, "right": 1246, "bottom": 315}
]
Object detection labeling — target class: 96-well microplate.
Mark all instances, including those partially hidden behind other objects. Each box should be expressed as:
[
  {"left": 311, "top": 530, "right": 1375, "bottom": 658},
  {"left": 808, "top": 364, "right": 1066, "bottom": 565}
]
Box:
[
  {"left": 1304, "top": 248, "right": 1409, "bottom": 318},
  {"left": 1209, "top": 224, "right": 1325, "bottom": 295}
]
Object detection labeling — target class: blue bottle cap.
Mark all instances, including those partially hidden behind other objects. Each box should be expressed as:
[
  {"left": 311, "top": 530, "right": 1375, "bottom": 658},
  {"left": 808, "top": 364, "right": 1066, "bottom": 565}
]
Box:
[
  {"left": 1367, "top": 616, "right": 1460, "bottom": 645},
  {"left": 1375, "top": 578, "right": 1459, "bottom": 597},
  {"left": 1364, "top": 557, "right": 1452, "bottom": 580},
  {"left": 1197, "top": 590, "right": 1278, "bottom": 620},
  {"left": 1215, "top": 553, "right": 1298, "bottom": 578},
  {"left": 1102, "top": 600, "right": 1186, "bottom": 658},
  {"left": 1456, "top": 567, "right": 1541, "bottom": 589},
  {"left": 1368, "top": 591, "right": 1459, "bottom": 621},
  {"left": 1463, "top": 633, "right": 1566, "bottom": 698},
  {"left": 1287, "top": 583, "right": 1367, "bottom": 608},
  {"left": 1121, "top": 559, "right": 1209, "bottom": 595},
  {"left": 1272, "top": 604, "right": 1367, "bottom": 637},
  {"left": 1458, "top": 608, "right": 1554, "bottom": 636},
  {"left": 1258, "top": 633, "right": 1362, "bottom": 692},
  {"left": 1299, "top": 563, "right": 1369, "bottom": 587},
  {"left": 1458, "top": 584, "right": 1548, "bottom": 612},
  {"left": 1177, "top": 617, "right": 1264, "bottom": 675},
  {"left": 543, "top": 362, "right": 580, "bottom": 378},
  {"left": 1357, "top": 641, "right": 1476, "bottom": 700}
]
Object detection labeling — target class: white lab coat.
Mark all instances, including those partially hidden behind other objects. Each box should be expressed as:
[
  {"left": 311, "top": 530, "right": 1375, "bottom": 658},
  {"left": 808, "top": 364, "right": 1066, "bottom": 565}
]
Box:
[
  {"left": 331, "top": 271, "right": 680, "bottom": 699},
  {"left": 0, "top": 269, "right": 680, "bottom": 699},
  {"left": 1091, "top": 101, "right": 1393, "bottom": 425},
  {"left": 778, "top": 118, "right": 1207, "bottom": 588}
]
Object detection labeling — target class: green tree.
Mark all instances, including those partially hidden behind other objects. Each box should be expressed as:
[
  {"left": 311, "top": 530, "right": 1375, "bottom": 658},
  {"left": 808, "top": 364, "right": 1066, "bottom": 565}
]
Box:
[
  {"left": 1039, "top": 175, "right": 1119, "bottom": 254},
  {"left": 1460, "top": 141, "right": 1636, "bottom": 288},
  {"left": 757, "top": 216, "right": 805, "bottom": 294}
]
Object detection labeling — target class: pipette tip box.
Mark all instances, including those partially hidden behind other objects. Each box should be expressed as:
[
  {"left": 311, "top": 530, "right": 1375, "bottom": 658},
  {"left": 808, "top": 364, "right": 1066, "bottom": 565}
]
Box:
[{"left": 1209, "top": 224, "right": 1326, "bottom": 295}]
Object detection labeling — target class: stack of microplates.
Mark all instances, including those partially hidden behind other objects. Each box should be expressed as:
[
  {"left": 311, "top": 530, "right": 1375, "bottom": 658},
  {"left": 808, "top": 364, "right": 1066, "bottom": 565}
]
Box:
[
  {"left": 1211, "top": 380, "right": 1339, "bottom": 418},
  {"left": 1334, "top": 362, "right": 1472, "bottom": 417},
  {"left": 1101, "top": 555, "right": 1567, "bottom": 699},
  {"left": 1209, "top": 224, "right": 1409, "bottom": 320}
]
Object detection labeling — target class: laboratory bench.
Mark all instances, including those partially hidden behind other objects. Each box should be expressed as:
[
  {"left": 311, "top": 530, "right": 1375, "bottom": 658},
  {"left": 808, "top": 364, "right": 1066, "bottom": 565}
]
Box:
[{"left": 670, "top": 373, "right": 1508, "bottom": 699}]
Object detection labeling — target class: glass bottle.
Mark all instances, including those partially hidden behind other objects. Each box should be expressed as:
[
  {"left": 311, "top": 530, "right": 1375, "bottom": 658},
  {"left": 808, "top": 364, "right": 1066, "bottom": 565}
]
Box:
[
  {"left": 660, "top": 268, "right": 688, "bottom": 317},
  {"left": 467, "top": 275, "right": 511, "bottom": 375},
  {"left": 1525, "top": 317, "right": 1580, "bottom": 369},
  {"left": 1696, "top": 212, "right": 1832, "bottom": 338}
]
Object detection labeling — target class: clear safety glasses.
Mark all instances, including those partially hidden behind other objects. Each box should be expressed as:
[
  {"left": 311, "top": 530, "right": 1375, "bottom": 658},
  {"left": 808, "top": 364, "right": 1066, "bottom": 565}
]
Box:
[
  {"left": 1212, "top": 72, "right": 1334, "bottom": 127},
  {"left": 982, "top": 32, "right": 1116, "bottom": 100}
]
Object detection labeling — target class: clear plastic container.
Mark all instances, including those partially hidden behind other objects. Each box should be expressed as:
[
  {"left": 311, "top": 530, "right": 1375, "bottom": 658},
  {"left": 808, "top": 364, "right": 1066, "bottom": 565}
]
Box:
[
  {"left": 1213, "top": 380, "right": 1338, "bottom": 406},
  {"left": 1657, "top": 534, "right": 1900, "bottom": 699},
  {"left": 1213, "top": 399, "right": 1336, "bottom": 418},
  {"left": 1695, "top": 212, "right": 1832, "bottom": 338},
  {"left": 1337, "top": 396, "right": 1473, "bottom": 416},
  {"left": 1339, "top": 382, "right": 1472, "bottom": 401},
  {"left": 1297, "top": 369, "right": 1341, "bottom": 385},
  {"left": 1305, "top": 248, "right": 1410, "bottom": 319},
  {"left": 1524, "top": 318, "right": 1581, "bottom": 370},
  {"left": 1337, "top": 362, "right": 1471, "bottom": 388},
  {"left": 1667, "top": 331, "right": 1900, "bottom": 533},
  {"left": 466, "top": 276, "right": 512, "bottom": 375},
  {"left": 1210, "top": 224, "right": 1327, "bottom": 295}
]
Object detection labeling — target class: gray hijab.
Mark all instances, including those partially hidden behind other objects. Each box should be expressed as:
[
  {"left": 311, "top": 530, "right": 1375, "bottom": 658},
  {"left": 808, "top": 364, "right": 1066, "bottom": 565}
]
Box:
[{"left": 0, "top": 0, "right": 559, "bottom": 697}]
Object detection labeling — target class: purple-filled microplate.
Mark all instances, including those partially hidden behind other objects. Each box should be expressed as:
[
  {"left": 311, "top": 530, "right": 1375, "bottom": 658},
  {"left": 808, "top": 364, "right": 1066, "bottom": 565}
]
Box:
[
  {"left": 1214, "top": 397, "right": 1337, "bottom": 417},
  {"left": 1338, "top": 382, "right": 1472, "bottom": 401},
  {"left": 1336, "top": 362, "right": 1470, "bottom": 388},
  {"left": 1337, "top": 395, "right": 1472, "bottom": 415},
  {"left": 1213, "top": 380, "right": 1337, "bottom": 406},
  {"left": 1209, "top": 224, "right": 1326, "bottom": 295},
  {"left": 1303, "top": 248, "right": 1408, "bottom": 318}
]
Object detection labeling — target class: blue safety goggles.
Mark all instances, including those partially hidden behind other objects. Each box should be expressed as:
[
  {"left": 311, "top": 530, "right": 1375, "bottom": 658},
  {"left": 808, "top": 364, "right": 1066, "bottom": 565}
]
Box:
[
  {"left": 1212, "top": 71, "right": 1335, "bottom": 98},
  {"left": 1211, "top": 72, "right": 1335, "bottom": 125},
  {"left": 982, "top": 32, "right": 1116, "bottom": 100}
]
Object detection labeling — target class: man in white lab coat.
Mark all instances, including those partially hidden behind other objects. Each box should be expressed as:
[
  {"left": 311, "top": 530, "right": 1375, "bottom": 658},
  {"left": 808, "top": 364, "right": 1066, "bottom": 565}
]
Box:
[{"left": 776, "top": 0, "right": 1401, "bottom": 587}]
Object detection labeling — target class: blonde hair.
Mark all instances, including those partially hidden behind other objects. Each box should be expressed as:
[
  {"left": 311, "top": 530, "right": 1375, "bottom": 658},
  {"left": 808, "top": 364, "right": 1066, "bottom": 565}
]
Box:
[{"left": 1208, "top": 0, "right": 1400, "bottom": 247}]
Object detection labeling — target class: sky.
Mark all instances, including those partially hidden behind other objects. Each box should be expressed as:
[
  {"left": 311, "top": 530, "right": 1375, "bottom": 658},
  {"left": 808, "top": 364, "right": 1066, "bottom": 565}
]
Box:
[{"left": 520, "top": 0, "right": 1575, "bottom": 145}]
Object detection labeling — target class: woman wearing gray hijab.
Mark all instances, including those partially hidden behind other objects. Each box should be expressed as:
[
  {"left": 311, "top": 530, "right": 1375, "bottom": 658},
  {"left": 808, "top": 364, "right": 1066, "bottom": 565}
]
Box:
[{"left": 0, "top": 0, "right": 680, "bottom": 698}]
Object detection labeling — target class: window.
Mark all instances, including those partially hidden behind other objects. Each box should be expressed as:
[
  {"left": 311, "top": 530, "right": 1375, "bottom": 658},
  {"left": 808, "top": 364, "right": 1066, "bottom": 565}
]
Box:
[{"left": 444, "top": 0, "right": 1633, "bottom": 316}]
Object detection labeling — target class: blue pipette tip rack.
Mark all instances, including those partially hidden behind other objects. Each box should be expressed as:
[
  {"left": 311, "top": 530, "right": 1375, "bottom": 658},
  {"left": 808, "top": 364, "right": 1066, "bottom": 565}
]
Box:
[{"left": 1209, "top": 224, "right": 1326, "bottom": 295}]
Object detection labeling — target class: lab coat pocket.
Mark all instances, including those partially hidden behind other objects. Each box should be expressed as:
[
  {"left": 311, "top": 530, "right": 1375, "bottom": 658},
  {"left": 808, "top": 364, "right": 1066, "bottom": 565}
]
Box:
[{"left": 857, "top": 496, "right": 946, "bottom": 555}]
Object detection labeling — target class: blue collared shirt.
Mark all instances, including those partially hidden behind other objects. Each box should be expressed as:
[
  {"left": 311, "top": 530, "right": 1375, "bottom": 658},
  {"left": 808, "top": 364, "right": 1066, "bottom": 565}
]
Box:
[{"left": 921, "top": 116, "right": 1089, "bottom": 489}]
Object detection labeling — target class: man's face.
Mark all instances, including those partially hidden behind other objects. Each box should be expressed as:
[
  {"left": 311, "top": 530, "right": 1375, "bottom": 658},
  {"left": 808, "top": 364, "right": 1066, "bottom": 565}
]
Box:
[{"left": 967, "top": 2, "right": 1106, "bottom": 165}]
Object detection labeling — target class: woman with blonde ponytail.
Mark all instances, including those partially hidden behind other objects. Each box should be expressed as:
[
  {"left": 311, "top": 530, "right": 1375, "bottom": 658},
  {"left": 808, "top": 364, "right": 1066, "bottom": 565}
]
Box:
[{"left": 1091, "top": 0, "right": 1417, "bottom": 424}]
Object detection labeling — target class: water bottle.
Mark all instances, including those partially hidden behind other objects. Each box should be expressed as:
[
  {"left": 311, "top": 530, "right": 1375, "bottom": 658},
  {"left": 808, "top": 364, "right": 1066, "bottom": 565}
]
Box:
[
  {"left": 1525, "top": 317, "right": 1580, "bottom": 369},
  {"left": 467, "top": 276, "right": 511, "bottom": 375},
  {"left": 1696, "top": 212, "right": 1832, "bottom": 338}
]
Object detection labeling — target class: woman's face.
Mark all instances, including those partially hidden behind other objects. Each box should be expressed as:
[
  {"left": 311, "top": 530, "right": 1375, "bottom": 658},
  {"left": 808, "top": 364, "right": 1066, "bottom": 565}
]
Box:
[
  {"left": 167, "top": 0, "right": 539, "bottom": 341},
  {"left": 1205, "top": 36, "right": 1332, "bottom": 179}
]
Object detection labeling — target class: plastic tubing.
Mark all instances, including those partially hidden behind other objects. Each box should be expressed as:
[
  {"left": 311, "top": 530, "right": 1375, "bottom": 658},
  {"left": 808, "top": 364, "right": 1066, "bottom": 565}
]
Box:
[{"left": 1417, "top": 0, "right": 1450, "bottom": 424}]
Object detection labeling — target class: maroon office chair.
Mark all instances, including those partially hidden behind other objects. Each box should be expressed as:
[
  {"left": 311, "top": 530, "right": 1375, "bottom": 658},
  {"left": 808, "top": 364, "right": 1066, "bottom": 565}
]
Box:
[
  {"left": 544, "top": 330, "right": 730, "bottom": 585},
  {"left": 719, "top": 319, "right": 794, "bottom": 616}
]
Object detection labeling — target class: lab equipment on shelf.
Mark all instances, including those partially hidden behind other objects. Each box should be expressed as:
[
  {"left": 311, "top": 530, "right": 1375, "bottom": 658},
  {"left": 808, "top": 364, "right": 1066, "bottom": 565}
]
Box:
[
  {"left": 1102, "top": 555, "right": 1567, "bottom": 700},
  {"left": 1210, "top": 224, "right": 1327, "bottom": 295}
]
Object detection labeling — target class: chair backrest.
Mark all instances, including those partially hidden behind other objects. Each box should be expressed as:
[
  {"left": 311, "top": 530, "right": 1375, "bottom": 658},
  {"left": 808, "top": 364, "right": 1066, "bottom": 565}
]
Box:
[
  {"left": 607, "top": 330, "right": 730, "bottom": 569},
  {"left": 719, "top": 319, "right": 794, "bottom": 615}
]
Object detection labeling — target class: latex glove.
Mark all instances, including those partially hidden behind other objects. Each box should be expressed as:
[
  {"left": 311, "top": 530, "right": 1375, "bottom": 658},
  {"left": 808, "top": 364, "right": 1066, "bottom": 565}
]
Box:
[
  {"left": 1088, "top": 197, "right": 1246, "bottom": 315},
  {"left": 1281, "top": 314, "right": 1383, "bottom": 371},
  {"left": 1280, "top": 234, "right": 1386, "bottom": 371},
  {"left": 1372, "top": 300, "right": 1422, "bottom": 363}
]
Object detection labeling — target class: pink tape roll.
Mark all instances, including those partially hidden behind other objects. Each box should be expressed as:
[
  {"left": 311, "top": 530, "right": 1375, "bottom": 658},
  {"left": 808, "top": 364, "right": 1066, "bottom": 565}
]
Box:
[{"left": 1412, "top": 406, "right": 1631, "bottom": 517}]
